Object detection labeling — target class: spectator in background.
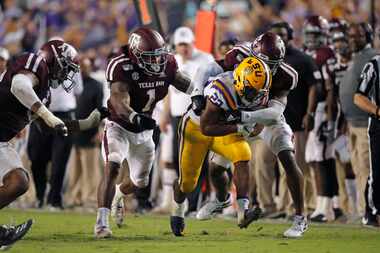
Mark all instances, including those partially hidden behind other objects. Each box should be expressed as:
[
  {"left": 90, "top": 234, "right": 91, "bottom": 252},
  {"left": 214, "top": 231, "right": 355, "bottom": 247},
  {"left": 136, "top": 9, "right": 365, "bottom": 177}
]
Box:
[
  {"left": 0, "top": 47, "right": 9, "bottom": 73},
  {"left": 339, "top": 22, "right": 378, "bottom": 218},
  {"left": 66, "top": 57, "right": 104, "bottom": 208},
  {"left": 154, "top": 26, "right": 213, "bottom": 214}
]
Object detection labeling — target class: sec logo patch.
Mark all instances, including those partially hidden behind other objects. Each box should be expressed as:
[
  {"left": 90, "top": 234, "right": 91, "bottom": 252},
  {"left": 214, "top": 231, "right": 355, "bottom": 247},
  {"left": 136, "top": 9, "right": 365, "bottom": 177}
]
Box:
[{"left": 132, "top": 72, "right": 139, "bottom": 80}]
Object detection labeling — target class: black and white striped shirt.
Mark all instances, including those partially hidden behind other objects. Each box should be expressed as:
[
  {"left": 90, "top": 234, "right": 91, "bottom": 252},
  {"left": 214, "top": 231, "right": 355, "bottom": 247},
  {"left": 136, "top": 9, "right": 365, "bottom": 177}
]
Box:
[{"left": 356, "top": 55, "right": 380, "bottom": 107}]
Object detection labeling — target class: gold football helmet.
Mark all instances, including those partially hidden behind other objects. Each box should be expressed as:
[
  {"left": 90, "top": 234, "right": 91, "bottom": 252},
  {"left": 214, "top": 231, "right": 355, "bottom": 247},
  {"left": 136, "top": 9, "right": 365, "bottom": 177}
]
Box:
[{"left": 233, "top": 56, "right": 272, "bottom": 107}]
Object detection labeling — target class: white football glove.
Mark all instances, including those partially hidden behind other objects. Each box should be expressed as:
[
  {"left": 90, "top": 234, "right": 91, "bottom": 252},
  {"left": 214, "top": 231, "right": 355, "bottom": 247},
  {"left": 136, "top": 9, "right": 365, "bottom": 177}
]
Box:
[
  {"left": 237, "top": 123, "right": 256, "bottom": 138},
  {"left": 36, "top": 105, "right": 68, "bottom": 136}
]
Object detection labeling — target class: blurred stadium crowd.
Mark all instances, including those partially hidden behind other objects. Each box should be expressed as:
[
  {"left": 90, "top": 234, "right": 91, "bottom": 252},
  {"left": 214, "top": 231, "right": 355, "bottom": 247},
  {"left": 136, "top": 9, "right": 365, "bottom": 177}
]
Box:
[{"left": 1, "top": 0, "right": 380, "bottom": 225}]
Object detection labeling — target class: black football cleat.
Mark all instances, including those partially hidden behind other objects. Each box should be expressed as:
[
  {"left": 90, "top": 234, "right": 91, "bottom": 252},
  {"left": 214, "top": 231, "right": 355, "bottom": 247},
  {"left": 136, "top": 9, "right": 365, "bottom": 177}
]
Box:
[
  {"left": 170, "top": 216, "right": 185, "bottom": 236},
  {"left": 238, "top": 207, "right": 262, "bottom": 229},
  {"left": 0, "top": 219, "right": 33, "bottom": 250}
]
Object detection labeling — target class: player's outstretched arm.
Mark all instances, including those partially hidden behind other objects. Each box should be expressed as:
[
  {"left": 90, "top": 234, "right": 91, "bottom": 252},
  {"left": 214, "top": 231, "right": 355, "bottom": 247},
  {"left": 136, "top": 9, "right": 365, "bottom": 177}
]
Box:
[
  {"left": 172, "top": 71, "right": 192, "bottom": 94},
  {"left": 190, "top": 62, "right": 224, "bottom": 116},
  {"left": 64, "top": 107, "right": 109, "bottom": 133},
  {"left": 10, "top": 71, "right": 68, "bottom": 135},
  {"left": 237, "top": 96, "right": 287, "bottom": 126},
  {"left": 200, "top": 99, "right": 237, "bottom": 136}
]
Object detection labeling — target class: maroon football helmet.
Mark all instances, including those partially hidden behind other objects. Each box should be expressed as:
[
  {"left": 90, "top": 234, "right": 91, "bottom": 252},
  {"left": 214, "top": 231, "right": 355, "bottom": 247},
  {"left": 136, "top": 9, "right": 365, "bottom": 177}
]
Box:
[
  {"left": 252, "top": 32, "right": 285, "bottom": 75},
  {"left": 303, "top": 15, "right": 330, "bottom": 50},
  {"left": 38, "top": 40, "right": 80, "bottom": 92},
  {"left": 128, "top": 27, "right": 169, "bottom": 75}
]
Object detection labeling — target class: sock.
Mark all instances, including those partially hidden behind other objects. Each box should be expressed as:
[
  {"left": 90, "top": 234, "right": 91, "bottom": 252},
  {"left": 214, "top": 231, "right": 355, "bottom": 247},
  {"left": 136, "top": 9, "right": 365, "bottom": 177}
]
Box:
[
  {"left": 236, "top": 198, "right": 249, "bottom": 222},
  {"left": 96, "top": 208, "right": 110, "bottom": 227},
  {"left": 172, "top": 200, "right": 186, "bottom": 218},
  {"left": 311, "top": 196, "right": 322, "bottom": 217},
  {"left": 332, "top": 196, "right": 340, "bottom": 209},
  {"left": 160, "top": 168, "right": 177, "bottom": 208},
  {"left": 345, "top": 179, "right": 358, "bottom": 215}
]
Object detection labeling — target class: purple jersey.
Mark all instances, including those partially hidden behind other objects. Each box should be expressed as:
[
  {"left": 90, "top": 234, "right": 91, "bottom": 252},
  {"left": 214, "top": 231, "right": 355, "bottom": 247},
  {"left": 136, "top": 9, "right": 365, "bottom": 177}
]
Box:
[
  {"left": 106, "top": 46, "right": 178, "bottom": 132},
  {"left": 0, "top": 53, "right": 50, "bottom": 141}
]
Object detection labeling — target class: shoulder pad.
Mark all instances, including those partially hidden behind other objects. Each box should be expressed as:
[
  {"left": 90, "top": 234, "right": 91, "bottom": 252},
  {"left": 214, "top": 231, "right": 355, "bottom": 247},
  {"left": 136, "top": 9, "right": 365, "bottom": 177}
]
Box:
[{"left": 105, "top": 53, "right": 131, "bottom": 82}]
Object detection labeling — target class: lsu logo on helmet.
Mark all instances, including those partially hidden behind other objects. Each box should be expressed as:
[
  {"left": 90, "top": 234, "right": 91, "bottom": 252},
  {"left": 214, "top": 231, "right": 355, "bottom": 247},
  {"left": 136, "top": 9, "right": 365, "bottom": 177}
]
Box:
[{"left": 233, "top": 56, "right": 272, "bottom": 107}]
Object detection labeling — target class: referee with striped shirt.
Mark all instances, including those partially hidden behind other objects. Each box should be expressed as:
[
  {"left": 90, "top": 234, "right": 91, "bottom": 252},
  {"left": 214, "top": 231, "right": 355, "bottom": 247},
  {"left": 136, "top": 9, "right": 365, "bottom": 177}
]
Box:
[{"left": 354, "top": 54, "right": 380, "bottom": 227}]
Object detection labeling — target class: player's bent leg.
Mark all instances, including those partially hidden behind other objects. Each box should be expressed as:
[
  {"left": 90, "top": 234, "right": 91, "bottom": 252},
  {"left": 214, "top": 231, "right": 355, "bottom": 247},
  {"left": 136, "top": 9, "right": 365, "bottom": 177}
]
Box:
[
  {"left": 278, "top": 150, "right": 308, "bottom": 238},
  {"left": 170, "top": 180, "right": 187, "bottom": 237},
  {"left": 0, "top": 168, "right": 29, "bottom": 209},
  {"left": 214, "top": 137, "right": 260, "bottom": 228},
  {"left": 95, "top": 161, "right": 121, "bottom": 238},
  {"left": 233, "top": 161, "right": 262, "bottom": 229},
  {"left": 278, "top": 150, "right": 305, "bottom": 216},
  {"left": 197, "top": 159, "right": 232, "bottom": 220}
]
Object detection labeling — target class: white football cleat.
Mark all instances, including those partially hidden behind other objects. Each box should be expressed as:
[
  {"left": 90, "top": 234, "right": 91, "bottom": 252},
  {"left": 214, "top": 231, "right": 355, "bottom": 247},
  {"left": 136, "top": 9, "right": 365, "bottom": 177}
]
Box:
[
  {"left": 111, "top": 184, "right": 125, "bottom": 228},
  {"left": 111, "top": 196, "right": 125, "bottom": 228},
  {"left": 94, "top": 225, "right": 112, "bottom": 239},
  {"left": 283, "top": 215, "right": 308, "bottom": 238},
  {"left": 196, "top": 196, "right": 231, "bottom": 220}
]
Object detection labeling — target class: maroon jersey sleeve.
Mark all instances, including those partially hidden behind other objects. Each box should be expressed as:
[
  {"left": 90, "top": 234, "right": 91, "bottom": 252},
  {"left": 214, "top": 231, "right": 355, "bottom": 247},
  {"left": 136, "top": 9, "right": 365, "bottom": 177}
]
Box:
[
  {"left": 13, "top": 53, "right": 49, "bottom": 88},
  {"left": 271, "top": 62, "right": 298, "bottom": 98},
  {"left": 105, "top": 53, "right": 131, "bottom": 83}
]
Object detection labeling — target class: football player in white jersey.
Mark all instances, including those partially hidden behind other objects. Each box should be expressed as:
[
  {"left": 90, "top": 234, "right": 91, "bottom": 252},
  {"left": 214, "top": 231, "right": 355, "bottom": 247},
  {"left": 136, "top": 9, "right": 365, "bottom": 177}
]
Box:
[{"left": 194, "top": 32, "right": 308, "bottom": 238}]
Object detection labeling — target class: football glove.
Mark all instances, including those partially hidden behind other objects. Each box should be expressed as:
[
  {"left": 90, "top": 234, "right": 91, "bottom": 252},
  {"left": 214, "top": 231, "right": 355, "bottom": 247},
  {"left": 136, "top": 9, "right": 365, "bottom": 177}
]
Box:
[
  {"left": 98, "top": 107, "right": 110, "bottom": 120},
  {"left": 237, "top": 123, "right": 255, "bottom": 138},
  {"left": 226, "top": 110, "right": 242, "bottom": 123},
  {"left": 130, "top": 113, "right": 156, "bottom": 130},
  {"left": 191, "top": 95, "right": 206, "bottom": 116}
]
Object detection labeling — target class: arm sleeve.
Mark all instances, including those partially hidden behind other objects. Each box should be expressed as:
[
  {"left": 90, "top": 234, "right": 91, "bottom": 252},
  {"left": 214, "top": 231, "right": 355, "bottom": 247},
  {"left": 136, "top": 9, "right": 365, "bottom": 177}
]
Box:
[
  {"left": 191, "top": 61, "right": 224, "bottom": 96},
  {"left": 74, "top": 73, "right": 84, "bottom": 96},
  {"left": 241, "top": 99, "right": 286, "bottom": 125},
  {"left": 356, "top": 60, "right": 376, "bottom": 97},
  {"left": 10, "top": 73, "right": 42, "bottom": 109}
]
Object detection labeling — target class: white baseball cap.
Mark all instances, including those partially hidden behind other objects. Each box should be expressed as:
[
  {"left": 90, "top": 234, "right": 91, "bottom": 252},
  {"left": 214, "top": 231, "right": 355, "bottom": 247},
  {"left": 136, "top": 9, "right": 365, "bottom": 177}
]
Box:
[
  {"left": 0, "top": 47, "right": 10, "bottom": 61},
  {"left": 173, "top": 27, "right": 195, "bottom": 45}
]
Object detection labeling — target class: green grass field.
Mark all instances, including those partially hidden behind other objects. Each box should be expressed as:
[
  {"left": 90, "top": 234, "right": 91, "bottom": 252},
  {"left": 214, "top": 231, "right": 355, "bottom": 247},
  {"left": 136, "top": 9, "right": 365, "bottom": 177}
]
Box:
[{"left": 1, "top": 209, "right": 379, "bottom": 253}]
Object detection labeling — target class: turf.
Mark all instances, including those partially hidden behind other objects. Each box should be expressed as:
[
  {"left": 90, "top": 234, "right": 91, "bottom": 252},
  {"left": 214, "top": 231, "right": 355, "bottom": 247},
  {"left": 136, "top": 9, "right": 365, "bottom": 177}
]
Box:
[{"left": 0, "top": 209, "right": 379, "bottom": 253}]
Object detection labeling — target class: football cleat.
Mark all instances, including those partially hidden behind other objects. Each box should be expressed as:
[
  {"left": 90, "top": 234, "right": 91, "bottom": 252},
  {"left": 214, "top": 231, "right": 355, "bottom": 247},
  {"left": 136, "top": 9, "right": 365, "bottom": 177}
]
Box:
[
  {"left": 238, "top": 207, "right": 262, "bottom": 229},
  {"left": 283, "top": 215, "right": 308, "bottom": 238},
  {"left": 310, "top": 214, "right": 327, "bottom": 223},
  {"left": 170, "top": 216, "right": 185, "bottom": 236},
  {"left": 196, "top": 196, "right": 231, "bottom": 220},
  {"left": 0, "top": 219, "right": 33, "bottom": 251},
  {"left": 94, "top": 225, "right": 112, "bottom": 239},
  {"left": 111, "top": 192, "right": 125, "bottom": 228}
]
